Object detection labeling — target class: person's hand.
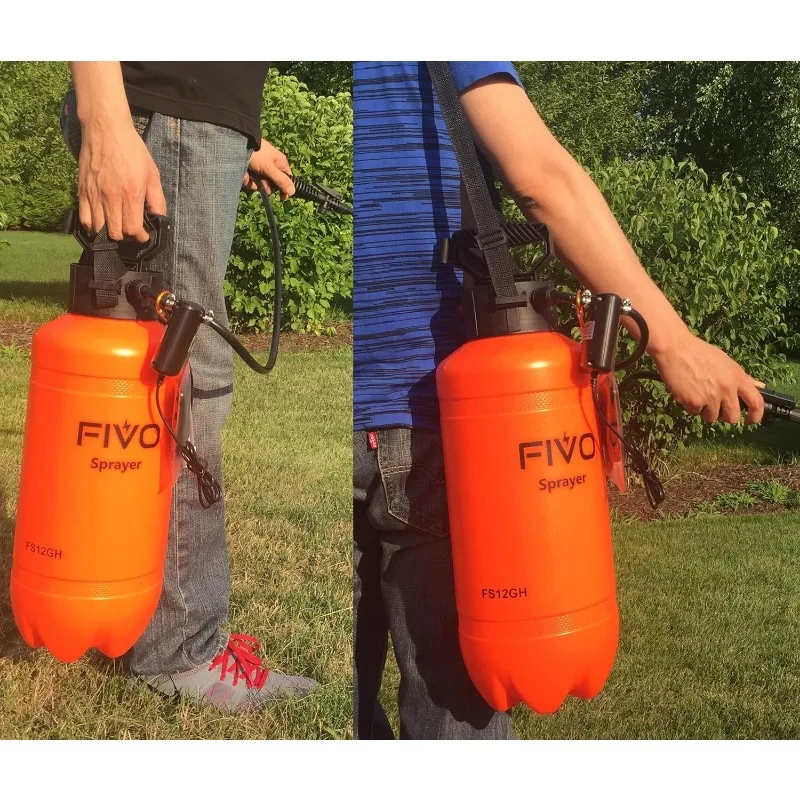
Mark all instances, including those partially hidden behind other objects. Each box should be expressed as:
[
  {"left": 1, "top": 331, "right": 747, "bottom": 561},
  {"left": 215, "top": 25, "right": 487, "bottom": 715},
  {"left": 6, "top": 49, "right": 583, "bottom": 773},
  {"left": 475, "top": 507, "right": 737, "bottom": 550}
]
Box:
[
  {"left": 243, "top": 138, "right": 295, "bottom": 199},
  {"left": 651, "top": 330, "right": 765, "bottom": 425},
  {"left": 78, "top": 117, "right": 166, "bottom": 242}
]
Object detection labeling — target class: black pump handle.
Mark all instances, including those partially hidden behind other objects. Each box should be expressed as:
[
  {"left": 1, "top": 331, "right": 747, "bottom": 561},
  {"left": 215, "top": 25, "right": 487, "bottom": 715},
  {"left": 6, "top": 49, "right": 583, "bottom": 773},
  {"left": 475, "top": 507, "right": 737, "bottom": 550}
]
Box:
[
  {"left": 73, "top": 211, "right": 170, "bottom": 267},
  {"left": 547, "top": 289, "right": 649, "bottom": 373}
]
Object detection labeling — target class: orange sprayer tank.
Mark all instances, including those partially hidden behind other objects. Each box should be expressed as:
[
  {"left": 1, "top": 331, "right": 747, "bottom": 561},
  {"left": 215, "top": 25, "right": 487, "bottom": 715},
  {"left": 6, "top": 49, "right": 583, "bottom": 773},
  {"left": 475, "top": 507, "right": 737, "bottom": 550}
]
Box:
[
  {"left": 11, "top": 218, "right": 183, "bottom": 663},
  {"left": 11, "top": 314, "right": 182, "bottom": 663},
  {"left": 436, "top": 281, "right": 618, "bottom": 714}
]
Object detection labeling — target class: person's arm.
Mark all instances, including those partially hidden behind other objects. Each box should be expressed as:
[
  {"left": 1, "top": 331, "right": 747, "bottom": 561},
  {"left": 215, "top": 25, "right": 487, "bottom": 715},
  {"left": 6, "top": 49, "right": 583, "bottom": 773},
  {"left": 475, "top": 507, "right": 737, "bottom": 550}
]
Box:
[
  {"left": 70, "top": 61, "right": 166, "bottom": 242},
  {"left": 460, "top": 76, "right": 764, "bottom": 425}
]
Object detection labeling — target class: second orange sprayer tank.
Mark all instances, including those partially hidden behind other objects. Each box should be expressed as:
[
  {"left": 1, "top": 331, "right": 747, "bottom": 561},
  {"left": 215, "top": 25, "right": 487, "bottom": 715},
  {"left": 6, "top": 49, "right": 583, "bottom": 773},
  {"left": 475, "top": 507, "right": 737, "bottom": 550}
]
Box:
[{"left": 437, "top": 322, "right": 619, "bottom": 714}]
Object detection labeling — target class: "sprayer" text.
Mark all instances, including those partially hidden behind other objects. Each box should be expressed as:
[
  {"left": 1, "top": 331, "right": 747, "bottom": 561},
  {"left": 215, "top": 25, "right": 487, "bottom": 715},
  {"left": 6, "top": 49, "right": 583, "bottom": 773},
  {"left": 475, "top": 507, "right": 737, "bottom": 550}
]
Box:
[
  {"left": 90, "top": 458, "right": 143, "bottom": 474},
  {"left": 538, "top": 474, "right": 587, "bottom": 493}
]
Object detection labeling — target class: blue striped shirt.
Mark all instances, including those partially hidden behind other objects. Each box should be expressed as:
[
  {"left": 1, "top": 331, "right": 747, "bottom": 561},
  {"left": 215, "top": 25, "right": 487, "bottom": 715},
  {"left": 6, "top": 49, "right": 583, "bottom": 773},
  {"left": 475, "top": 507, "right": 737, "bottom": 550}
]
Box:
[{"left": 353, "top": 61, "right": 521, "bottom": 431}]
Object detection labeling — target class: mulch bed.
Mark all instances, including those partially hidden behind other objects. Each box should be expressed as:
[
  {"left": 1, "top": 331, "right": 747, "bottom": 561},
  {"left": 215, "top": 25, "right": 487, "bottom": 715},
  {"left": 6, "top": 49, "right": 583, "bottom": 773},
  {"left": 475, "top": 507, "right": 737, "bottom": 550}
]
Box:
[
  {"left": 0, "top": 318, "right": 353, "bottom": 353},
  {"left": 610, "top": 463, "right": 800, "bottom": 521}
]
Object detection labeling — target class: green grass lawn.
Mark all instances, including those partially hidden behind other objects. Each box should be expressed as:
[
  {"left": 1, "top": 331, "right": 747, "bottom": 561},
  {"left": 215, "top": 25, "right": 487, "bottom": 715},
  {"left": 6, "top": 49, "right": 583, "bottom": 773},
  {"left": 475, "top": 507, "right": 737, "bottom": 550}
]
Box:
[
  {"left": 515, "top": 512, "right": 800, "bottom": 739},
  {"left": 0, "top": 343, "right": 352, "bottom": 739},
  {"left": 378, "top": 512, "right": 800, "bottom": 740},
  {"left": 0, "top": 231, "right": 79, "bottom": 324}
]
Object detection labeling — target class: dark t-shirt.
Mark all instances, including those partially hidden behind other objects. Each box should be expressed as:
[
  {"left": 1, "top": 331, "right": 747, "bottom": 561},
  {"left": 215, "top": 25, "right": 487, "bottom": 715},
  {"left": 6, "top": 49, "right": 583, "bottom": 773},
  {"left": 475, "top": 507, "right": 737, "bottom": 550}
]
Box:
[{"left": 121, "top": 62, "right": 269, "bottom": 148}]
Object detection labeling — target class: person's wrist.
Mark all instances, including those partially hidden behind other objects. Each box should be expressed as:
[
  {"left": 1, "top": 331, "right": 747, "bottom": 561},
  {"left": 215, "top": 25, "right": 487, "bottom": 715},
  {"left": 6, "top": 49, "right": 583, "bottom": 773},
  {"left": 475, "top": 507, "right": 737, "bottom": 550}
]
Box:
[
  {"left": 77, "top": 97, "right": 131, "bottom": 133},
  {"left": 646, "top": 318, "right": 693, "bottom": 362}
]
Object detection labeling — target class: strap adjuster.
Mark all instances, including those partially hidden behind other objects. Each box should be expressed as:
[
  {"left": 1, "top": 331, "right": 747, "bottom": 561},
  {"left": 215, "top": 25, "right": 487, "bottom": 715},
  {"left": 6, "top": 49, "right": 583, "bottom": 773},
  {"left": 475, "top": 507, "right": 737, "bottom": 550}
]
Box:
[
  {"left": 87, "top": 280, "right": 120, "bottom": 294},
  {"left": 475, "top": 228, "right": 507, "bottom": 252}
]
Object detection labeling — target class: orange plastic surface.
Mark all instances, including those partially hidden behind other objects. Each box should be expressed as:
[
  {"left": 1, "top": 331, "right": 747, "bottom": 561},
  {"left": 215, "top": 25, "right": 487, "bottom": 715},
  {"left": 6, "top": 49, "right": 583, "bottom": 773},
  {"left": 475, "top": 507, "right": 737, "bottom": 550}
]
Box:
[
  {"left": 437, "top": 331, "right": 619, "bottom": 713},
  {"left": 11, "top": 313, "right": 182, "bottom": 662}
]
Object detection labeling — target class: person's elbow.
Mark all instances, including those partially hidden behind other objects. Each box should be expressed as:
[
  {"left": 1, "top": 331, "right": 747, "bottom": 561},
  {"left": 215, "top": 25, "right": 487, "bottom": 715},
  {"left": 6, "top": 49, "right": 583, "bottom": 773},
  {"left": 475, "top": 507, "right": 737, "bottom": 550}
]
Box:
[{"left": 506, "top": 141, "right": 585, "bottom": 222}]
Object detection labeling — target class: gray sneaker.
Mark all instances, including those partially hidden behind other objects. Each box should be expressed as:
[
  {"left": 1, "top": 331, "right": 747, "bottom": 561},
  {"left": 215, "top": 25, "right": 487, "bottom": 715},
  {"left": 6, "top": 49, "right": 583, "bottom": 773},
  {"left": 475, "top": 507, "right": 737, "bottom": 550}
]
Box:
[{"left": 137, "top": 633, "right": 319, "bottom": 713}]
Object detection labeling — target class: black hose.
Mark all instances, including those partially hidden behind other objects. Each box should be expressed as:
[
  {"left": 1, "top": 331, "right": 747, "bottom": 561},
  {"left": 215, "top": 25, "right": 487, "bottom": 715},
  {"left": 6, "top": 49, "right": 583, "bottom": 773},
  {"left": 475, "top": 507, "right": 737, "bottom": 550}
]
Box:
[
  {"left": 616, "top": 308, "right": 649, "bottom": 370},
  {"left": 618, "top": 369, "right": 662, "bottom": 397},
  {"left": 206, "top": 316, "right": 278, "bottom": 375},
  {"left": 200, "top": 172, "right": 350, "bottom": 374},
  {"left": 244, "top": 177, "right": 283, "bottom": 372}
]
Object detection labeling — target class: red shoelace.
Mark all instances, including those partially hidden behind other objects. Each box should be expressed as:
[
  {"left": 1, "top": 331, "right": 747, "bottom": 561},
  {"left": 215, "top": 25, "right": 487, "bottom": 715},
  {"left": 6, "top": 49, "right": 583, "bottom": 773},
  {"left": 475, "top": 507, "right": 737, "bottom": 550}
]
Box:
[{"left": 209, "top": 634, "right": 270, "bottom": 689}]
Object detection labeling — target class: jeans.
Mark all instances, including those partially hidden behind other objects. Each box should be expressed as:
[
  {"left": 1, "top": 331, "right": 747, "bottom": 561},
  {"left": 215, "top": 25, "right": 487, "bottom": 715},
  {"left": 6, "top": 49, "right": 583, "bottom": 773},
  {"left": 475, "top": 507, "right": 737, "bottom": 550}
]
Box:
[
  {"left": 61, "top": 90, "right": 251, "bottom": 674},
  {"left": 353, "top": 427, "right": 515, "bottom": 739}
]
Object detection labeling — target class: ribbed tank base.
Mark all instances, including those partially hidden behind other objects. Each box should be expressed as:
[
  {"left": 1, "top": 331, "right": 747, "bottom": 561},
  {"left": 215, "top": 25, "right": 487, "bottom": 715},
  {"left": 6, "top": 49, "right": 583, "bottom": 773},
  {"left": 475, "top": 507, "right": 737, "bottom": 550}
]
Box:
[
  {"left": 459, "top": 599, "right": 619, "bottom": 713},
  {"left": 10, "top": 567, "right": 162, "bottom": 662}
]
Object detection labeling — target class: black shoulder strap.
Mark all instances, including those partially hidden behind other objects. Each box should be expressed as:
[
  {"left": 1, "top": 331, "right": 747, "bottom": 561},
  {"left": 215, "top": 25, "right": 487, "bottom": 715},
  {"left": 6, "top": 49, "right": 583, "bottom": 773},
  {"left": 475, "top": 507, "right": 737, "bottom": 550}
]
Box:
[{"left": 426, "top": 61, "right": 525, "bottom": 308}]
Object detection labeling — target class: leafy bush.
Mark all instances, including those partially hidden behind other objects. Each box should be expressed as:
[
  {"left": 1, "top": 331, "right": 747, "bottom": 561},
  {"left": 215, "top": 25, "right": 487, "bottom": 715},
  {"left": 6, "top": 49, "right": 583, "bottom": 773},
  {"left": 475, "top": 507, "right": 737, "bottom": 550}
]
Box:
[
  {"left": 0, "top": 73, "right": 19, "bottom": 239},
  {"left": 227, "top": 70, "right": 352, "bottom": 334},
  {"left": 510, "top": 156, "right": 795, "bottom": 463},
  {"left": 0, "top": 61, "right": 74, "bottom": 231},
  {"left": 781, "top": 253, "right": 800, "bottom": 352}
]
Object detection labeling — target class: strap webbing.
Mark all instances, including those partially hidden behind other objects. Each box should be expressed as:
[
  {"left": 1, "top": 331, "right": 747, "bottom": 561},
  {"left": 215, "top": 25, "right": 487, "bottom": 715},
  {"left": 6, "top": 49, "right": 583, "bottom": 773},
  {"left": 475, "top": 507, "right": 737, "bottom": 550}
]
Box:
[
  {"left": 427, "top": 61, "right": 522, "bottom": 306},
  {"left": 77, "top": 225, "right": 128, "bottom": 308}
]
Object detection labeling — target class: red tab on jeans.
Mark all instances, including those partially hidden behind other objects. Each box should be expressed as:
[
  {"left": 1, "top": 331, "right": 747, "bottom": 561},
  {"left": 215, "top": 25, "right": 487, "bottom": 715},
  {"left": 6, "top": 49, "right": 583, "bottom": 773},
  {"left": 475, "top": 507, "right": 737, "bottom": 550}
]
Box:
[{"left": 367, "top": 431, "right": 379, "bottom": 451}]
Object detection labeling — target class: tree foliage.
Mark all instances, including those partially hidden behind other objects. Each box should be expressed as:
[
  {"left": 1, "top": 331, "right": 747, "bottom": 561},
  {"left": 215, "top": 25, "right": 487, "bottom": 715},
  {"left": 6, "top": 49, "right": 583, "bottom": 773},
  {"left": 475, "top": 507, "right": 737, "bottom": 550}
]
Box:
[
  {"left": 273, "top": 62, "right": 352, "bottom": 97},
  {"left": 513, "top": 61, "right": 656, "bottom": 165},
  {"left": 644, "top": 62, "right": 800, "bottom": 244}
]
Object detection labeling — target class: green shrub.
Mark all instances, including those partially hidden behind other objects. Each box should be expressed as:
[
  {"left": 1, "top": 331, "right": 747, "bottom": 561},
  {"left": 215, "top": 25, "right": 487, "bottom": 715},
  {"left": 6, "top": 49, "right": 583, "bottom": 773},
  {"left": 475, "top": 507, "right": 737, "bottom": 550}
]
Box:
[
  {"left": 781, "top": 256, "right": 800, "bottom": 353},
  {"left": 0, "top": 74, "right": 18, "bottom": 237},
  {"left": 511, "top": 156, "right": 795, "bottom": 463},
  {"left": 227, "top": 70, "right": 352, "bottom": 334},
  {"left": 0, "top": 61, "right": 75, "bottom": 231}
]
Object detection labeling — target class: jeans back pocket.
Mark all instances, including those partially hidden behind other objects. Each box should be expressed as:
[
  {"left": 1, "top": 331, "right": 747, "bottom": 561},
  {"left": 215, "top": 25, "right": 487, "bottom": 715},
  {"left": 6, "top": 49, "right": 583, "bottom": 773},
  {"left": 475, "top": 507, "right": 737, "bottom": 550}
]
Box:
[{"left": 376, "top": 428, "right": 450, "bottom": 538}]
